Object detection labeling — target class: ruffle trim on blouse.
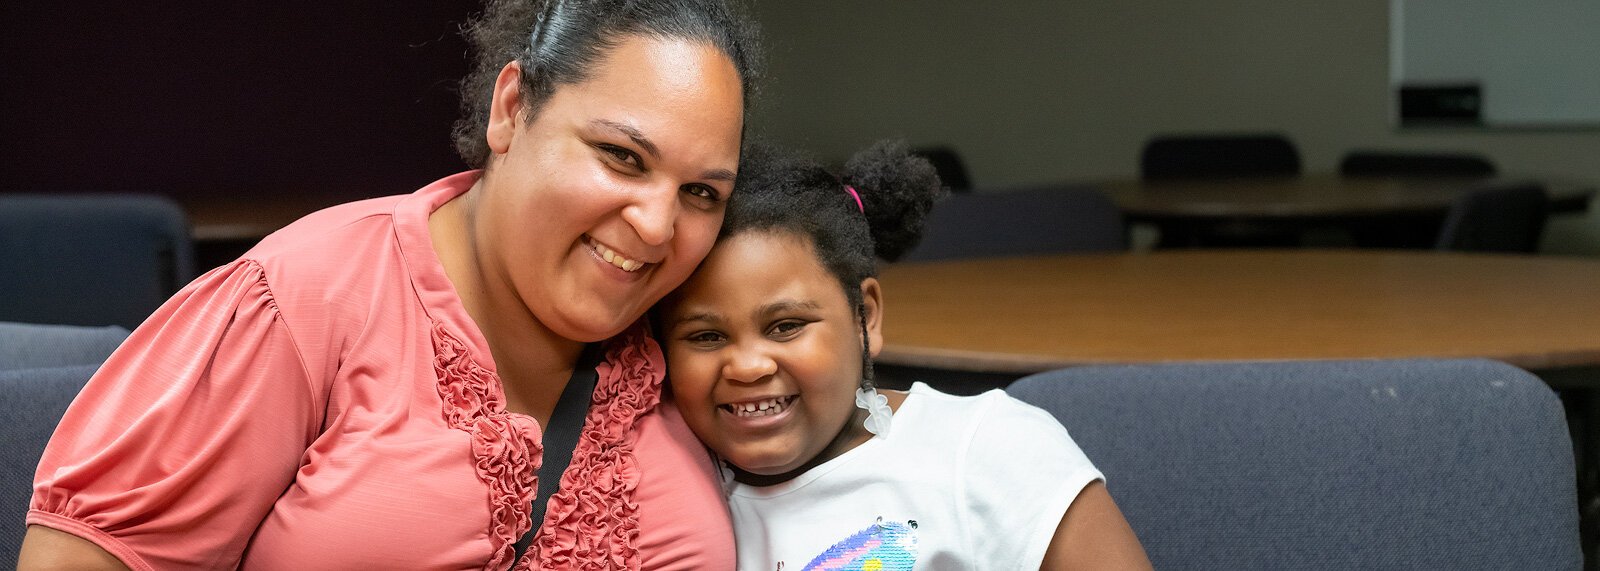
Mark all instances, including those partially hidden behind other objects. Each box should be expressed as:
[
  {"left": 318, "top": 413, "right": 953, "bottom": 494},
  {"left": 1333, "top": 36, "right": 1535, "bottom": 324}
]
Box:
[
  {"left": 432, "top": 321, "right": 665, "bottom": 571},
  {"left": 521, "top": 324, "right": 664, "bottom": 571},
  {"left": 431, "top": 322, "right": 543, "bottom": 571}
]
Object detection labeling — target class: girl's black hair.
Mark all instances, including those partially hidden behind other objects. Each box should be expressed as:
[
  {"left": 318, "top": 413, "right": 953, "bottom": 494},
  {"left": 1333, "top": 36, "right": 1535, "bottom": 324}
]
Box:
[
  {"left": 453, "top": 0, "right": 763, "bottom": 167},
  {"left": 723, "top": 139, "right": 946, "bottom": 388}
]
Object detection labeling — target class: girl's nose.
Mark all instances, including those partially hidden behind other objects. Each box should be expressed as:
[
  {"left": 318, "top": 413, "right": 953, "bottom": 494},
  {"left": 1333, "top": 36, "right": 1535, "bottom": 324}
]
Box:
[
  {"left": 722, "top": 346, "right": 777, "bottom": 384},
  {"left": 621, "top": 184, "right": 679, "bottom": 247}
]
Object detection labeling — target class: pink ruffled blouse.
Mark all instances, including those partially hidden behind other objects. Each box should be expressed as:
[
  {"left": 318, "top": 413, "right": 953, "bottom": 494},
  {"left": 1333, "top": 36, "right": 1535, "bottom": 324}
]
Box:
[{"left": 28, "top": 172, "right": 734, "bottom": 570}]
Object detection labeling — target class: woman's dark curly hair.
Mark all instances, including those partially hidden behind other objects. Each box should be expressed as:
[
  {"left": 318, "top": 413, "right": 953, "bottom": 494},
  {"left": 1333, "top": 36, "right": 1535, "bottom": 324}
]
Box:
[
  {"left": 452, "top": 0, "right": 763, "bottom": 167},
  {"left": 723, "top": 139, "right": 945, "bottom": 387}
]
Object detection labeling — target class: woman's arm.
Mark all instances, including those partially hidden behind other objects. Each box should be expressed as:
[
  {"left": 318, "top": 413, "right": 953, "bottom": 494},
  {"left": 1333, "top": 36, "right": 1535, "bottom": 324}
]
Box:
[
  {"left": 24, "top": 261, "right": 322, "bottom": 569},
  {"left": 17, "top": 526, "right": 130, "bottom": 571},
  {"left": 1040, "top": 481, "right": 1152, "bottom": 570}
]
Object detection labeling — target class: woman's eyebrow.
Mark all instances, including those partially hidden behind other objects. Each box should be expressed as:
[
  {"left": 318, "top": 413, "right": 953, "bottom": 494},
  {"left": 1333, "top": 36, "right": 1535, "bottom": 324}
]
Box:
[
  {"left": 590, "top": 118, "right": 735, "bottom": 182},
  {"left": 591, "top": 119, "right": 659, "bottom": 159}
]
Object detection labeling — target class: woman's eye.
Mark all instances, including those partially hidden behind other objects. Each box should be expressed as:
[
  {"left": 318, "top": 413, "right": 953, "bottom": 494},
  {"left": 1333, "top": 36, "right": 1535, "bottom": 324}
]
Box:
[
  {"left": 599, "top": 144, "right": 641, "bottom": 169},
  {"left": 682, "top": 184, "right": 722, "bottom": 205}
]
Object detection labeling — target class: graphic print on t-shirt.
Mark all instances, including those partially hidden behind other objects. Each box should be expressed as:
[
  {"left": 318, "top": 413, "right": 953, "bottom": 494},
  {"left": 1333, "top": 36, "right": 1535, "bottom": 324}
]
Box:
[{"left": 795, "top": 517, "right": 918, "bottom": 570}]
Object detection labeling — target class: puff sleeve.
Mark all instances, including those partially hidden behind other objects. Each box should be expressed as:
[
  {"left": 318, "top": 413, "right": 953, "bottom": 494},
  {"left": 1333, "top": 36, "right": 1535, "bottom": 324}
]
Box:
[
  {"left": 28, "top": 260, "right": 323, "bottom": 571},
  {"left": 959, "top": 393, "right": 1104, "bottom": 570}
]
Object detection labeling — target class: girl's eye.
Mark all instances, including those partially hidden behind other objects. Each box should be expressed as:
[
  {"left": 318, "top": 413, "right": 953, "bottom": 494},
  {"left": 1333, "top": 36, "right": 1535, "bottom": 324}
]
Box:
[
  {"left": 685, "top": 331, "right": 725, "bottom": 345},
  {"left": 769, "top": 320, "right": 807, "bottom": 339}
]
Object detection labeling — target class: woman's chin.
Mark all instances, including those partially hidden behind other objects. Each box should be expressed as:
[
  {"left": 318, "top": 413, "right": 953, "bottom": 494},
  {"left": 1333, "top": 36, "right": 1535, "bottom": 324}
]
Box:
[{"left": 543, "top": 309, "right": 642, "bottom": 343}]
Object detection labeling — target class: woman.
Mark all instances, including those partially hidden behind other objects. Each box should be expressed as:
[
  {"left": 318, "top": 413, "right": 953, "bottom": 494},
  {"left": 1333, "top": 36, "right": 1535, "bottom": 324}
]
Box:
[{"left": 19, "top": 0, "right": 760, "bottom": 569}]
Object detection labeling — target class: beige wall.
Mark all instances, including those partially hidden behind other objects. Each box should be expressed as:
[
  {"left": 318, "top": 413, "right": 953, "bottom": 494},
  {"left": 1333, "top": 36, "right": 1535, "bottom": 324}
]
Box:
[{"left": 748, "top": 0, "right": 1600, "bottom": 254}]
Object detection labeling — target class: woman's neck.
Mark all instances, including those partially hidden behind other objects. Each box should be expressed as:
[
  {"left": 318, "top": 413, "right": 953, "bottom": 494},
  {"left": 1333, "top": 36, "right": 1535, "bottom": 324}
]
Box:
[{"left": 430, "top": 184, "right": 583, "bottom": 427}]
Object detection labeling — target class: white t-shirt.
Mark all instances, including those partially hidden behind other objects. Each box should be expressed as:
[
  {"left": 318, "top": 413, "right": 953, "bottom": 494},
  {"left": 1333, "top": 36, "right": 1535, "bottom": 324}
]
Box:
[{"left": 726, "top": 382, "right": 1103, "bottom": 571}]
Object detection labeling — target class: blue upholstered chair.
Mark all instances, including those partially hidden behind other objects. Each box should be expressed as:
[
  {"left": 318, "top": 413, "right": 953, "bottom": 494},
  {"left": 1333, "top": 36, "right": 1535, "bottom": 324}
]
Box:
[
  {"left": 1, "top": 321, "right": 130, "bottom": 371},
  {"left": 1007, "top": 359, "right": 1581, "bottom": 569},
  {"left": 1, "top": 364, "right": 105, "bottom": 562},
  {"left": 0, "top": 194, "right": 194, "bottom": 330},
  {"left": 0, "top": 322, "right": 129, "bottom": 561},
  {"left": 900, "top": 183, "right": 1126, "bottom": 262}
]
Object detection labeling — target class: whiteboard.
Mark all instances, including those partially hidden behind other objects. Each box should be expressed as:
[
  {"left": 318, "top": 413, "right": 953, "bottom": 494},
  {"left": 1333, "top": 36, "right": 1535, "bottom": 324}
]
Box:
[{"left": 1392, "top": 0, "right": 1600, "bottom": 127}]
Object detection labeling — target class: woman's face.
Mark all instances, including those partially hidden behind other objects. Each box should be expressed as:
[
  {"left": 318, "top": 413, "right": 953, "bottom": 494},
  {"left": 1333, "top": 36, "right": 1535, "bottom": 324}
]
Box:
[
  {"left": 477, "top": 35, "right": 744, "bottom": 343},
  {"left": 659, "top": 230, "right": 884, "bottom": 485}
]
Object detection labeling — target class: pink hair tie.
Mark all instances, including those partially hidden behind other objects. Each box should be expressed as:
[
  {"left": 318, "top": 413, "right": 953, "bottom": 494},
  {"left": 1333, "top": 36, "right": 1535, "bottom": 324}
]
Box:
[{"left": 844, "top": 185, "right": 864, "bottom": 213}]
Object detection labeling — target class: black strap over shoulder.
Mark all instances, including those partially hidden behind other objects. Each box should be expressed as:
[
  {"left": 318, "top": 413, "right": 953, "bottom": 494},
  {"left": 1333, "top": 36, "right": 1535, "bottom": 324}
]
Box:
[{"left": 510, "top": 342, "right": 603, "bottom": 564}]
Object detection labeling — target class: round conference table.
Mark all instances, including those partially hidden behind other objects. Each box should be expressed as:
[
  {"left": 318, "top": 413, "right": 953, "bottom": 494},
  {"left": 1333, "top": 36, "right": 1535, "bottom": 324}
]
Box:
[{"left": 875, "top": 250, "right": 1600, "bottom": 375}]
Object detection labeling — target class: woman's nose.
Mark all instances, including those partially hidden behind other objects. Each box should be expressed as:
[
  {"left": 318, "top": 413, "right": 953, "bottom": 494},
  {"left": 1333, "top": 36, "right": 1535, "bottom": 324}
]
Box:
[{"left": 621, "top": 184, "right": 678, "bottom": 247}]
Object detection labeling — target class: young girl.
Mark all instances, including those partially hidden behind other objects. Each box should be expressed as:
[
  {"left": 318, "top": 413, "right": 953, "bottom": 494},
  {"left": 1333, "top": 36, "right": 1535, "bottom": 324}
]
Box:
[{"left": 657, "top": 141, "right": 1151, "bottom": 570}]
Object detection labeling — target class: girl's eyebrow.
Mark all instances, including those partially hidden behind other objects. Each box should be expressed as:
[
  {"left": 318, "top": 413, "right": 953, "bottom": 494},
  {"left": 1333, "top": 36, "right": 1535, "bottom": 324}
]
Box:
[
  {"left": 671, "top": 311, "right": 722, "bottom": 327},
  {"left": 757, "top": 300, "right": 821, "bottom": 319}
]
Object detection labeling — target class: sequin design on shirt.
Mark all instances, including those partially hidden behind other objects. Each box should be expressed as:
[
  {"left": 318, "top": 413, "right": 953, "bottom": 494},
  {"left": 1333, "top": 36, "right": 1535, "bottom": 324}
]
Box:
[{"left": 799, "top": 517, "right": 919, "bottom": 570}]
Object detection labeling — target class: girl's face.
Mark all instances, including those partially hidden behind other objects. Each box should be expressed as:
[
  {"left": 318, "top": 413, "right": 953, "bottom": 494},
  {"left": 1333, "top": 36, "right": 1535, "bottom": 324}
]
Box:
[
  {"left": 660, "top": 230, "right": 884, "bottom": 485},
  {"left": 476, "top": 34, "right": 744, "bottom": 343}
]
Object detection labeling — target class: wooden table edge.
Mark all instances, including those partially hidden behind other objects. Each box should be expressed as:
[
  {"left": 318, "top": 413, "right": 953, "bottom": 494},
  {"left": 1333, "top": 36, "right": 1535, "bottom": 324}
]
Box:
[{"left": 878, "top": 344, "right": 1600, "bottom": 375}]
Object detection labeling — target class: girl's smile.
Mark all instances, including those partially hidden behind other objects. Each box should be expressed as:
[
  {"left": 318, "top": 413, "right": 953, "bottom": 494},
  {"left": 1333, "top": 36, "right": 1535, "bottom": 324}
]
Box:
[{"left": 719, "top": 394, "right": 800, "bottom": 431}]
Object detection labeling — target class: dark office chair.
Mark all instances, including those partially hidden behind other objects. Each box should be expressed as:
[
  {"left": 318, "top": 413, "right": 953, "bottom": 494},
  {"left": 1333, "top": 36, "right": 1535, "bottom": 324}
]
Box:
[
  {"left": 1139, "top": 133, "right": 1301, "bottom": 180},
  {"left": 911, "top": 145, "right": 973, "bottom": 192},
  {"left": 0, "top": 194, "right": 194, "bottom": 329},
  {"left": 1435, "top": 182, "right": 1549, "bottom": 253},
  {"left": 1340, "top": 150, "right": 1497, "bottom": 178},
  {"left": 1008, "top": 359, "right": 1581, "bottom": 569},
  {"left": 899, "top": 183, "right": 1126, "bottom": 262}
]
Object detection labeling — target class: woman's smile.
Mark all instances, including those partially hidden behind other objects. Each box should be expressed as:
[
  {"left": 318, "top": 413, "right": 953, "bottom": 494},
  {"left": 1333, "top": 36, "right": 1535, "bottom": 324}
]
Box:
[{"left": 583, "top": 234, "right": 652, "bottom": 277}]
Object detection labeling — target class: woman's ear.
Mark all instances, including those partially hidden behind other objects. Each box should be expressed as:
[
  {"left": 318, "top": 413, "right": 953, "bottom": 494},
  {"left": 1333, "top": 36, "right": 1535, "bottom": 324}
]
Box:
[
  {"left": 860, "top": 278, "right": 884, "bottom": 358},
  {"left": 486, "top": 61, "right": 525, "bottom": 155}
]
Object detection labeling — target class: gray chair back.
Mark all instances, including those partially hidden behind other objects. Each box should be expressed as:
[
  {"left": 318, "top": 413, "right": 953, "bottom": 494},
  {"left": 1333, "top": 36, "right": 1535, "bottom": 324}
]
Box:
[
  {"left": 1, "top": 322, "right": 129, "bottom": 370},
  {"left": 0, "top": 322, "right": 129, "bottom": 559},
  {"left": 1435, "top": 182, "right": 1549, "bottom": 253},
  {"left": 0, "top": 194, "right": 194, "bottom": 329},
  {"left": 1007, "top": 359, "right": 1581, "bottom": 569},
  {"left": 1, "top": 364, "right": 100, "bottom": 563},
  {"left": 901, "top": 184, "right": 1125, "bottom": 262}
]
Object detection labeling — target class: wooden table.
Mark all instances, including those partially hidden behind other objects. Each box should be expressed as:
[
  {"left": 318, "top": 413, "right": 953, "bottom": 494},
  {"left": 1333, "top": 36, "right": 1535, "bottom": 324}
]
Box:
[
  {"left": 877, "top": 249, "right": 1600, "bottom": 556},
  {"left": 876, "top": 250, "right": 1600, "bottom": 374},
  {"left": 1097, "top": 174, "right": 1596, "bottom": 221}
]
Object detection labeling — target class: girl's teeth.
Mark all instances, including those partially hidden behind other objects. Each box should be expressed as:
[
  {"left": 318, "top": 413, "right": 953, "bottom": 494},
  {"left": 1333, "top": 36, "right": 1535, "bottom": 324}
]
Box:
[{"left": 731, "top": 397, "right": 789, "bottom": 417}]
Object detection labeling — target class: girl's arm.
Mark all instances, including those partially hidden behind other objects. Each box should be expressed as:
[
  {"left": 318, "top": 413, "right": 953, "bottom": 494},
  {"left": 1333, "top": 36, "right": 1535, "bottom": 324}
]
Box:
[{"left": 1040, "top": 481, "right": 1152, "bottom": 570}]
